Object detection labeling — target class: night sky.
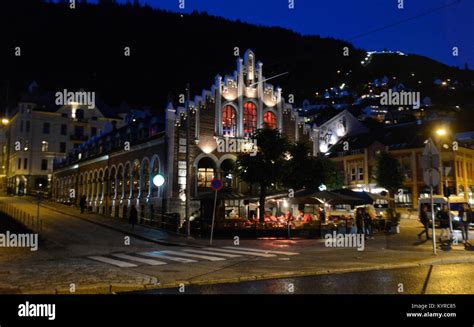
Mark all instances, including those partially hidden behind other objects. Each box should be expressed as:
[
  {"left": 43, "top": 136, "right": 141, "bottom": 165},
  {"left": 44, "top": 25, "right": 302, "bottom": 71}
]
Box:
[{"left": 113, "top": 0, "right": 473, "bottom": 69}]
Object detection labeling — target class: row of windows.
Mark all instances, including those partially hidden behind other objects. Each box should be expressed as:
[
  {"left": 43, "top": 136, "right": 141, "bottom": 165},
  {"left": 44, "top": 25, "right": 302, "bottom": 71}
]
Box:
[
  {"left": 19, "top": 121, "right": 98, "bottom": 137},
  {"left": 222, "top": 103, "right": 277, "bottom": 137},
  {"left": 41, "top": 141, "right": 67, "bottom": 153},
  {"left": 17, "top": 158, "right": 48, "bottom": 170}
]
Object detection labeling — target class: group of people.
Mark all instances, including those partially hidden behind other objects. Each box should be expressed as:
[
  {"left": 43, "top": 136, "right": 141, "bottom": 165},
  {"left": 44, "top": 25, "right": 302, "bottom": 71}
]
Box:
[
  {"left": 355, "top": 207, "right": 376, "bottom": 239},
  {"left": 418, "top": 203, "right": 472, "bottom": 245}
]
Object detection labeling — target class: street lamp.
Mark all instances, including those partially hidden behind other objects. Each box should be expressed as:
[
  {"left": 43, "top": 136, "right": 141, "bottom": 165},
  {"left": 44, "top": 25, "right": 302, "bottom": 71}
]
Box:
[
  {"left": 1, "top": 118, "right": 9, "bottom": 125},
  {"left": 434, "top": 126, "right": 454, "bottom": 233},
  {"left": 436, "top": 128, "right": 447, "bottom": 136},
  {"left": 152, "top": 174, "right": 165, "bottom": 187}
]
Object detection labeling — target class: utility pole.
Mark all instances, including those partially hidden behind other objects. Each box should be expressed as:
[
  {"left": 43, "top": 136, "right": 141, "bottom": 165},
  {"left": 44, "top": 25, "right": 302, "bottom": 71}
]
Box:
[{"left": 185, "top": 83, "right": 191, "bottom": 237}]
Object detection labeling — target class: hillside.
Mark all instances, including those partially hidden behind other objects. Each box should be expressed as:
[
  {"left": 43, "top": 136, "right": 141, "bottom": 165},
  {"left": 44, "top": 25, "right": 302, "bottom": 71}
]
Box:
[{"left": 1, "top": 0, "right": 473, "bottom": 115}]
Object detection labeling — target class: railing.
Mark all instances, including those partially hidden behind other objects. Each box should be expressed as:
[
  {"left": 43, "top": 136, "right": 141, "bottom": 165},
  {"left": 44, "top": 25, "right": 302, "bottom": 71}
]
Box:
[
  {"left": 138, "top": 212, "right": 181, "bottom": 234},
  {"left": 0, "top": 202, "right": 43, "bottom": 234},
  {"left": 70, "top": 134, "right": 89, "bottom": 141}
]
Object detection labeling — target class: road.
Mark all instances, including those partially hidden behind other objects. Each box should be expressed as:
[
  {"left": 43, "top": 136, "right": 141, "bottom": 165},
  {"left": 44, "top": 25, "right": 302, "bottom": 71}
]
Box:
[
  {"left": 0, "top": 196, "right": 473, "bottom": 294},
  {"left": 138, "top": 263, "right": 474, "bottom": 294}
]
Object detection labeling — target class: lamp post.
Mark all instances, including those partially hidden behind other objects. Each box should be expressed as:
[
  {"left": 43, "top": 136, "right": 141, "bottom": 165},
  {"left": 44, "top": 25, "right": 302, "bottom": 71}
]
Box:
[{"left": 435, "top": 127, "right": 453, "bottom": 232}]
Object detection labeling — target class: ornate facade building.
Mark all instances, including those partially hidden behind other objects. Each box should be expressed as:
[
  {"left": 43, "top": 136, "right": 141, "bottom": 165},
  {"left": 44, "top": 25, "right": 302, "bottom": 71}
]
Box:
[{"left": 52, "top": 50, "right": 366, "bottom": 225}]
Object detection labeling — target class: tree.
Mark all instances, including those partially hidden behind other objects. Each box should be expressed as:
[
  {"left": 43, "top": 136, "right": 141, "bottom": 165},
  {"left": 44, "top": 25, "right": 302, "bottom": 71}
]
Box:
[
  {"left": 374, "top": 152, "right": 403, "bottom": 208},
  {"left": 236, "top": 128, "right": 289, "bottom": 223},
  {"left": 282, "top": 141, "right": 340, "bottom": 190}
]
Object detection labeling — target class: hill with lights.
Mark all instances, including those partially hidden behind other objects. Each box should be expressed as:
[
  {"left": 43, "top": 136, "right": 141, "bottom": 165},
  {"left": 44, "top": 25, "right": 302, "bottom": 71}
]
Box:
[{"left": 1, "top": 0, "right": 473, "bottom": 117}]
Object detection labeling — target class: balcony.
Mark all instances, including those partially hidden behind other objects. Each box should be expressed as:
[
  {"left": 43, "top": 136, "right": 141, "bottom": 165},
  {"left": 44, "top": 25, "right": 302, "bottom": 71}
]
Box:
[{"left": 70, "top": 134, "right": 89, "bottom": 141}]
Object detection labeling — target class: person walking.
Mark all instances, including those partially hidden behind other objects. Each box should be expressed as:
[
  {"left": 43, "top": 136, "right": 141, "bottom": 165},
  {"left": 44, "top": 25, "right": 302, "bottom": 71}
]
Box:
[
  {"left": 355, "top": 207, "right": 364, "bottom": 235},
  {"left": 460, "top": 203, "right": 472, "bottom": 244},
  {"left": 79, "top": 195, "right": 87, "bottom": 214},
  {"left": 417, "top": 204, "right": 431, "bottom": 240},
  {"left": 129, "top": 204, "right": 138, "bottom": 230},
  {"left": 363, "top": 207, "right": 373, "bottom": 239},
  {"left": 438, "top": 204, "right": 451, "bottom": 245}
]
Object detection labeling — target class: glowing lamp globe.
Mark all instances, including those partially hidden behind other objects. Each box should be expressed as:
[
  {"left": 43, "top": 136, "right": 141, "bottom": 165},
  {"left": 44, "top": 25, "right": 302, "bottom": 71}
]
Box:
[{"left": 153, "top": 174, "right": 165, "bottom": 187}]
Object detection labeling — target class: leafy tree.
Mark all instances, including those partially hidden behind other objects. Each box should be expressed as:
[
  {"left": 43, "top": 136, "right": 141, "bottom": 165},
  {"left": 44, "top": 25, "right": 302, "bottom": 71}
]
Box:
[
  {"left": 374, "top": 152, "right": 403, "bottom": 208},
  {"left": 282, "top": 141, "right": 339, "bottom": 190},
  {"left": 317, "top": 156, "right": 343, "bottom": 190},
  {"left": 236, "top": 128, "right": 289, "bottom": 223}
]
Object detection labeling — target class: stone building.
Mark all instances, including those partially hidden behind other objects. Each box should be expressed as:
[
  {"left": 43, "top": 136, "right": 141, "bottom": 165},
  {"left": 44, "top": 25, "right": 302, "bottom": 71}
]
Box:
[
  {"left": 52, "top": 50, "right": 367, "bottom": 225},
  {"left": 327, "top": 121, "right": 474, "bottom": 208}
]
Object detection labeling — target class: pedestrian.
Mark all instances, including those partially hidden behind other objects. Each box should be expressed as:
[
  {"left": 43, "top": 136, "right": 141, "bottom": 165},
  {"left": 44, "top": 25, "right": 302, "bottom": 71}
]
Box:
[
  {"left": 438, "top": 204, "right": 451, "bottom": 245},
  {"left": 363, "top": 207, "right": 374, "bottom": 239},
  {"left": 355, "top": 207, "right": 364, "bottom": 235},
  {"left": 320, "top": 207, "right": 326, "bottom": 224},
  {"left": 459, "top": 203, "right": 472, "bottom": 244},
  {"left": 129, "top": 204, "right": 138, "bottom": 230},
  {"left": 79, "top": 195, "right": 87, "bottom": 214},
  {"left": 417, "top": 204, "right": 431, "bottom": 240}
]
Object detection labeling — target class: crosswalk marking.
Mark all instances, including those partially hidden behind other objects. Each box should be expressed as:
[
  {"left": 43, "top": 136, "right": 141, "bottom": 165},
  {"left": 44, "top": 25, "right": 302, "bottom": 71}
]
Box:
[
  {"left": 161, "top": 250, "right": 226, "bottom": 261},
  {"left": 183, "top": 249, "right": 242, "bottom": 258},
  {"left": 88, "top": 256, "right": 138, "bottom": 268},
  {"left": 203, "top": 247, "right": 276, "bottom": 257},
  {"left": 138, "top": 251, "right": 197, "bottom": 263},
  {"left": 111, "top": 253, "right": 167, "bottom": 266},
  {"left": 222, "top": 246, "right": 299, "bottom": 256},
  {"left": 88, "top": 246, "right": 300, "bottom": 268}
]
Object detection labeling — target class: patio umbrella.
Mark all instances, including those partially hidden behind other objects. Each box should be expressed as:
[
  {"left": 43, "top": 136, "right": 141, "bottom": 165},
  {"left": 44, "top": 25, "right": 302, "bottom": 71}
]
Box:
[
  {"left": 288, "top": 196, "right": 324, "bottom": 205},
  {"left": 310, "top": 190, "right": 365, "bottom": 205},
  {"left": 333, "top": 189, "right": 392, "bottom": 204}
]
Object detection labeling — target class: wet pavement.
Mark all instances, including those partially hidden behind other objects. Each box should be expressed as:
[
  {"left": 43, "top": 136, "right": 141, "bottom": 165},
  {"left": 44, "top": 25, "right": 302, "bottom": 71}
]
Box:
[{"left": 139, "top": 263, "right": 474, "bottom": 294}]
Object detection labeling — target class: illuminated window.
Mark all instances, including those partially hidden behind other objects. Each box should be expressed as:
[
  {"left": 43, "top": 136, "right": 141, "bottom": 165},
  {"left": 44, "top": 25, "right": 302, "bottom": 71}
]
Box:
[
  {"left": 263, "top": 111, "right": 277, "bottom": 129},
  {"left": 41, "top": 141, "right": 49, "bottom": 152},
  {"left": 243, "top": 102, "right": 257, "bottom": 137},
  {"left": 222, "top": 105, "right": 237, "bottom": 137},
  {"left": 358, "top": 167, "right": 364, "bottom": 180},
  {"left": 198, "top": 168, "right": 214, "bottom": 188}
]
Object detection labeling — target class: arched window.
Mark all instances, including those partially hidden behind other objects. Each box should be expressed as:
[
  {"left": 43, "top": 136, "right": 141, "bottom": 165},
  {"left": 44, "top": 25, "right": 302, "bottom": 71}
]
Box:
[
  {"left": 243, "top": 102, "right": 257, "bottom": 138},
  {"left": 222, "top": 105, "right": 237, "bottom": 137},
  {"left": 132, "top": 160, "right": 140, "bottom": 198},
  {"left": 141, "top": 159, "right": 150, "bottom": 198},
  {"left": 263, "top": 111, "right": 277, "bottom": 129},
  {"left": 110, "top": 167, "right": 116, "bottom": 198},
  {"left": 124, "top": 163, "right": 131, "bottom": 198},
  {"left": 117, "top": 165, "right": 124, "bottom": 198},
  {"left": 150, "top": 158, "right": 159, "bottom": 197}
]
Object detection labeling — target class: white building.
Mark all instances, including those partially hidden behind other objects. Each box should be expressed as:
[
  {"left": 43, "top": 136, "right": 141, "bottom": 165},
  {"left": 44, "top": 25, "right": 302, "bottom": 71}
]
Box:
[{"left": 6, "top": 98, "right": 125, "bottom": 195}]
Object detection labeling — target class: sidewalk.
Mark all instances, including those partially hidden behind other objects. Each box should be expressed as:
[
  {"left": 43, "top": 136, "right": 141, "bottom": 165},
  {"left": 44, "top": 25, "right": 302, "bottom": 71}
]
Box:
[{"left": 0, "top": 195, "right": 200, "bottom": 247}]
